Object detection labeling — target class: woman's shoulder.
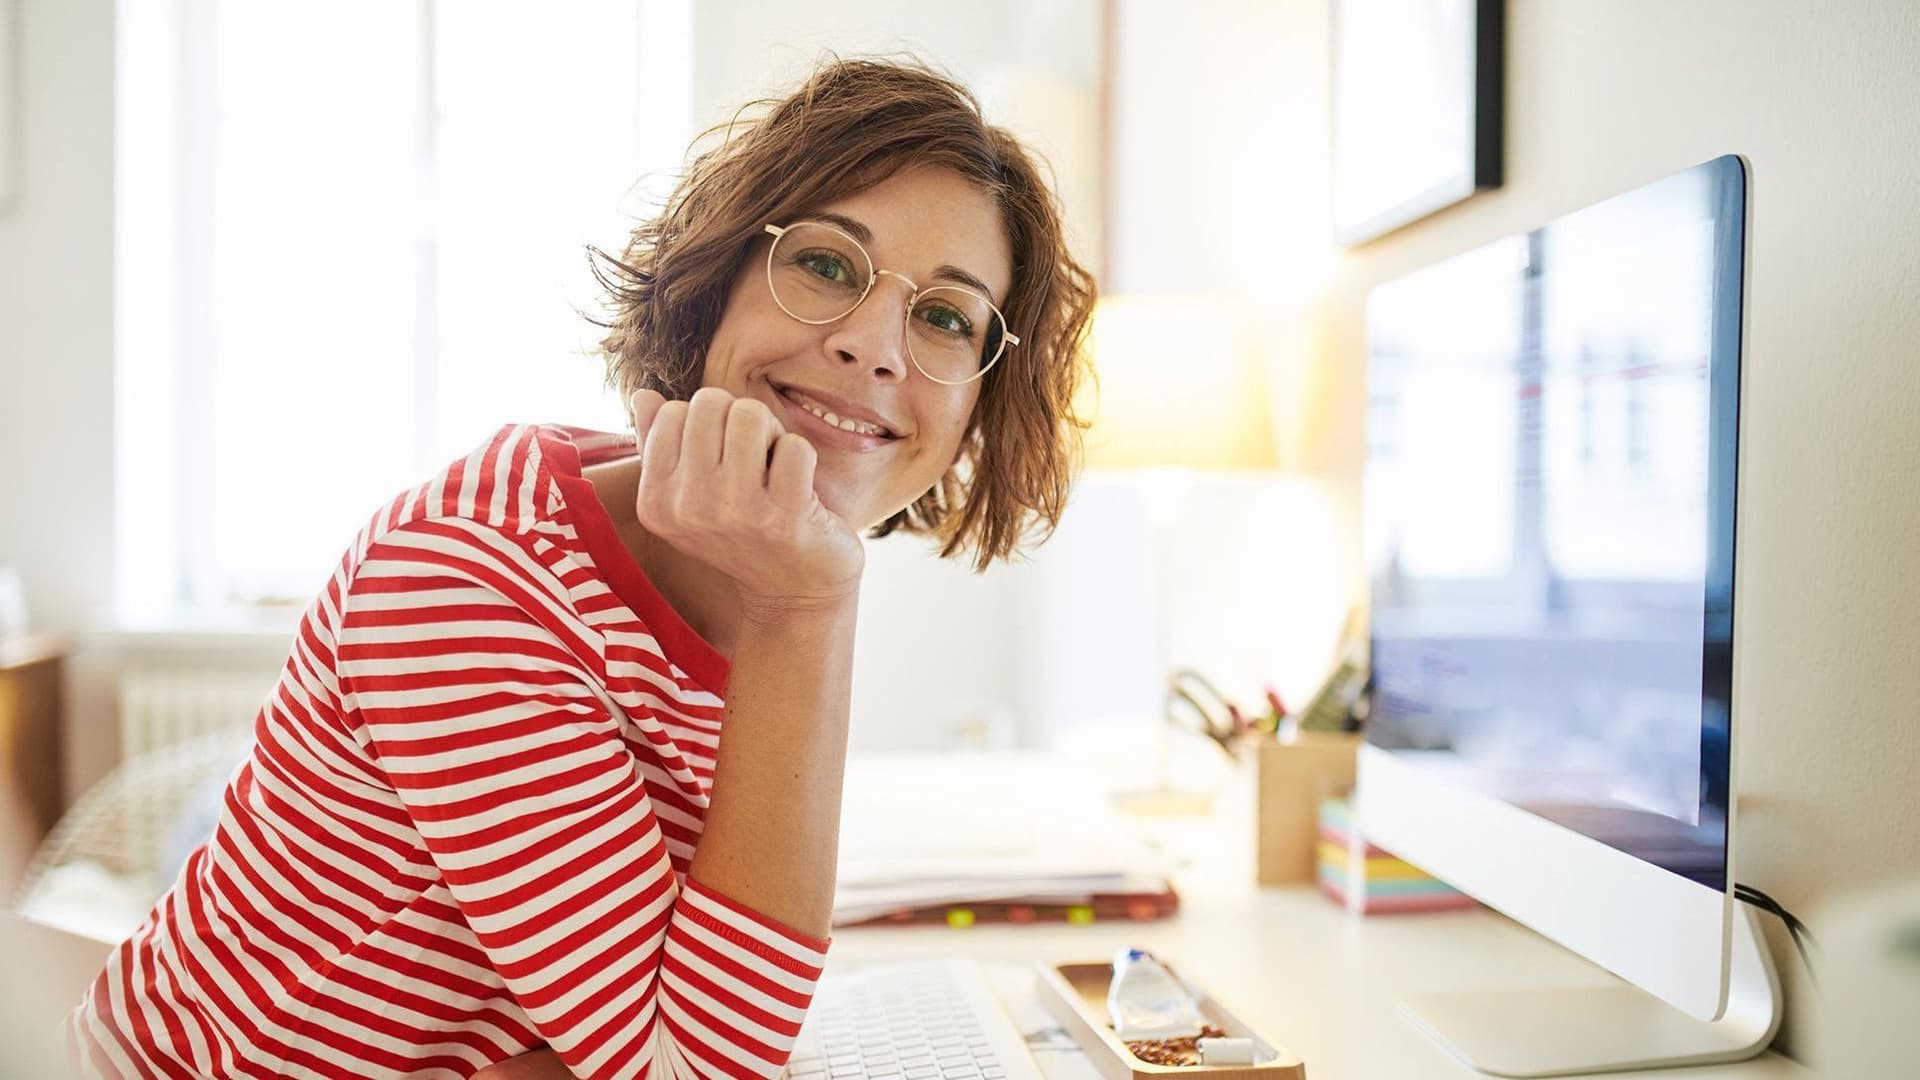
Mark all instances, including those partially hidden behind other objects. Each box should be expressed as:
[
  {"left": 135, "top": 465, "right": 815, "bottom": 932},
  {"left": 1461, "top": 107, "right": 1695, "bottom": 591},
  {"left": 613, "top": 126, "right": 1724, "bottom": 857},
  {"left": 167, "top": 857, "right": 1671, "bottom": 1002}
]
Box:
[
  {"left": 332, "top": 424, "right": 602, "bottom": 582},
  {"left": 373, "top": 423, "right": 631, "bottom": 535},
  {"left": 332, "top": 423, "right": 727, "bottom": 694}
]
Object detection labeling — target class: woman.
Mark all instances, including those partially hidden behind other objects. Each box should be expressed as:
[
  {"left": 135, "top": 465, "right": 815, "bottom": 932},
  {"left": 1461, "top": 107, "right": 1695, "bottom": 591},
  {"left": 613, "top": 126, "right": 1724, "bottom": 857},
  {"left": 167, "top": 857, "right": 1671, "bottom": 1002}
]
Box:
[{"left": 69, "top": 57, "right": 1095, "bottom": 1080}]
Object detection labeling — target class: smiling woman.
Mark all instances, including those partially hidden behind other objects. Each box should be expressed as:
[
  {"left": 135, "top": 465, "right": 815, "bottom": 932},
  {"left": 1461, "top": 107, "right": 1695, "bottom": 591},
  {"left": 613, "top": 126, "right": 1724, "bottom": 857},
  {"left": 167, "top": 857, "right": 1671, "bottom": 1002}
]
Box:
[
  {"left": 697, "top": 166, "right": 1016, "bottom": 538},
  {"left": 593, "top": 57, "right": 1096, "bottom": 569},
  {"left": 67, "top": 56, "right": 1096, "bottom": 1080}
]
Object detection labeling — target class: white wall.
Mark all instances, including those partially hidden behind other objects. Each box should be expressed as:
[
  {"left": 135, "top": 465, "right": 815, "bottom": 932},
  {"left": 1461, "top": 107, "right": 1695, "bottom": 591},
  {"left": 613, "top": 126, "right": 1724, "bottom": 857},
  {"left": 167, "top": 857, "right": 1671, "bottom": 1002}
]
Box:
[
  {"left": 690, "top": 0, "right": 1104, "bottom": 277},
  {"left": 0, "top": 0, "right": 115, "bottom": 637},
  {"left": 0, "top": 0, "right": 118, "bottom": 800}
]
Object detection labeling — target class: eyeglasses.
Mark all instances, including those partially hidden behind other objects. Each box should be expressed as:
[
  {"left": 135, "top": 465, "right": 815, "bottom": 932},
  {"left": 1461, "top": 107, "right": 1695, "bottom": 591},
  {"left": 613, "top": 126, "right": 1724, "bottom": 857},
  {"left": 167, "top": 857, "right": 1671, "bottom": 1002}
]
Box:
[{"left": 762, "top": 222, "right": 1019, "bottom": 386}]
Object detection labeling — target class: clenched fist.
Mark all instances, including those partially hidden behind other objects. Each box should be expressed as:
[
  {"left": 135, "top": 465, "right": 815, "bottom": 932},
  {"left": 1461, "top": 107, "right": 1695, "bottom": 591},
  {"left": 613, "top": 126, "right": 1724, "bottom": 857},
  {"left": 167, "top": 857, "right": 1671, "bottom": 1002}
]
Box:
[{"left": 629, "top": 387, "right": 865, "bottom": 616}]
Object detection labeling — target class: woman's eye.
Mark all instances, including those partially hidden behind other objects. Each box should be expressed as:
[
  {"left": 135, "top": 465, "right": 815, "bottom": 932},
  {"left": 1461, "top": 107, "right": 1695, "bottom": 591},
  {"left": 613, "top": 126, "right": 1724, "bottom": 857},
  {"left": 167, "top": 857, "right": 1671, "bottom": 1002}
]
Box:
[
  {"left": 798, "top": 251, "right": 854, "bottom": 283},
  {"left": 919, "top": 303, "right": 974, "bottom": 338}
]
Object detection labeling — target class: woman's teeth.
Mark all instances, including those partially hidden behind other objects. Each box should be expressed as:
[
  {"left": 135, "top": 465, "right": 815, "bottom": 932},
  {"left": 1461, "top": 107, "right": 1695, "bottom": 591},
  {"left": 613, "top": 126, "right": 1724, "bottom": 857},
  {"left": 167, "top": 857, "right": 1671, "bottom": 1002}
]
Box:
[{"left": 792, "top": 394, "right": 888, "bottom": 437}]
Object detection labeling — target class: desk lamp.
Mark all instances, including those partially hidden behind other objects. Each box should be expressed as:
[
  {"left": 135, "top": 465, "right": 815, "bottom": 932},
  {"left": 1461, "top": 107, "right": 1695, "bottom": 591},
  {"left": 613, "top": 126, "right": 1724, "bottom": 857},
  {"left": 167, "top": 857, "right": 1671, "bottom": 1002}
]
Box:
[{"left": 1083, "top": 294, "right": 1277, "bottom": 813}]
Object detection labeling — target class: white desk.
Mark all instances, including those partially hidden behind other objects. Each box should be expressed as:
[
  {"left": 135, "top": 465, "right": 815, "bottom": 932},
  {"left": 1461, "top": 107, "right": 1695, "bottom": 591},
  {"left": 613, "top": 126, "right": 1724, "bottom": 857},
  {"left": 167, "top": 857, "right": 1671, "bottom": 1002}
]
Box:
[
  {"left": 2, "top": 754, "right": 1822, "bottom": 1080},
  {"left": 1, "top": 909, "right": 116, "bottom": 1078},
  {"left": 828, "top": 755, "right": 1815, "bottom": 1080}
]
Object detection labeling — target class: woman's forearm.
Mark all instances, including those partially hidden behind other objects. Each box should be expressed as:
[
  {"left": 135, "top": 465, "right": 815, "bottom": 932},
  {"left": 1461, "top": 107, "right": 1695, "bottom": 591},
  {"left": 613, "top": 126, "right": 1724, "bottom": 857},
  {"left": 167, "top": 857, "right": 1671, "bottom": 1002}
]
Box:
[{"left": 686, "top": 596, "right": 858, "bottom": 939}]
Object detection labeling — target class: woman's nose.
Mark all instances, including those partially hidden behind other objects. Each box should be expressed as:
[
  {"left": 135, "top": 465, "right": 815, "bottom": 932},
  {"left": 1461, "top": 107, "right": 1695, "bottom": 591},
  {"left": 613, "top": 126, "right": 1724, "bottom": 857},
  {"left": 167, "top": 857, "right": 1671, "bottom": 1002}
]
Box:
[{"left": 823, "top": 275, "right": 913, "bottom": 381}]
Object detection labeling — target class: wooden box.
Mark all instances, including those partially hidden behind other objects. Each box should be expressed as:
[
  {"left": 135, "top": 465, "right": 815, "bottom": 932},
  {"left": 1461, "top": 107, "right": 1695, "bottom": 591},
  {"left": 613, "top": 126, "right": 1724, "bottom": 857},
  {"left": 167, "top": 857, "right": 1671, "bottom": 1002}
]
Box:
[
  {"left": 1255, "top": 732, "right": 1361, "bottom": 885},
  {"left": 1034, "top": 959, "right": 1304, "bottom": 1080}
]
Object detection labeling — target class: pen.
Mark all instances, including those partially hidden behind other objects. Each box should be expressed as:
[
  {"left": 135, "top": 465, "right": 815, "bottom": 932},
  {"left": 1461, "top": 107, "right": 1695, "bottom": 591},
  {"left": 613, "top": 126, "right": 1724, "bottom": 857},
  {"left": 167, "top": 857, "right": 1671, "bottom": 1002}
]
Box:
[{"left": 1265, "top": 686, "right": 1287, "bottom": 720}]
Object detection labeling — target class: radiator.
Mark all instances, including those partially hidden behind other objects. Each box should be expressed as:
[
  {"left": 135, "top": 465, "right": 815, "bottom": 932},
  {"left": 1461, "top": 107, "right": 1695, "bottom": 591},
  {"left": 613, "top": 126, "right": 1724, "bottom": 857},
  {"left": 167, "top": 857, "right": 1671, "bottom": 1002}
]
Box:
[{"left": 118, "top": 668, "right": 275, "bottom": 761}]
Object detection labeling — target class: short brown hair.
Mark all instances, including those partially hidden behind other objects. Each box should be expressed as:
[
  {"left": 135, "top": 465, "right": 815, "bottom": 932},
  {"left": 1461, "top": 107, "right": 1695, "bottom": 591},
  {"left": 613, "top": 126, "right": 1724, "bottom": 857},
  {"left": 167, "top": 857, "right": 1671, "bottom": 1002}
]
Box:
[{"left": 591, "top": 56, "right": 1097, "bottom": 570}]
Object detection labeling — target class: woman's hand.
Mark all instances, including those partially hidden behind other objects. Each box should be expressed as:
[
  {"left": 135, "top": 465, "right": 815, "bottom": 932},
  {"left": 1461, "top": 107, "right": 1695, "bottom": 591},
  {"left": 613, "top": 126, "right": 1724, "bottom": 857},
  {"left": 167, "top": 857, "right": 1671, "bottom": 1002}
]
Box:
[{"left": 630, "top": 387, "right": 865, "bottom": 617}]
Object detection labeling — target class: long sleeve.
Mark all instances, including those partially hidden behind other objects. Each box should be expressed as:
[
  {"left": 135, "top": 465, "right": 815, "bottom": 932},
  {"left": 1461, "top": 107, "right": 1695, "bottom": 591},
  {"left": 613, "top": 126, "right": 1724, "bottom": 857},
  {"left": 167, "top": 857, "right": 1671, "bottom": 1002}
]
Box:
[{"left": 336, "top": 517, "right": 828, "bottom": 1080}]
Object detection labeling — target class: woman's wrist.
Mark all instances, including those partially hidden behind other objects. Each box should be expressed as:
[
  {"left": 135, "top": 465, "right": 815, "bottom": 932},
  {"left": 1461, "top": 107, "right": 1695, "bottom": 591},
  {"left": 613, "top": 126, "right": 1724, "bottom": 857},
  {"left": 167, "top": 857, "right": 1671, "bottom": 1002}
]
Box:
[{"left": 735, "top": 586, "right": 860, "bottom": 631}]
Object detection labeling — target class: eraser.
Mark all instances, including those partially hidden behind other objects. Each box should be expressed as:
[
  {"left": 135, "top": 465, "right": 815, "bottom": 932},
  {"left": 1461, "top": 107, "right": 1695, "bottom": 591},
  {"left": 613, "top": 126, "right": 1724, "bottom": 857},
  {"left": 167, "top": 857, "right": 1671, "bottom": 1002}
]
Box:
[{"left": 1197, "top": 1037, "right": 1257, "bottom": 1066}]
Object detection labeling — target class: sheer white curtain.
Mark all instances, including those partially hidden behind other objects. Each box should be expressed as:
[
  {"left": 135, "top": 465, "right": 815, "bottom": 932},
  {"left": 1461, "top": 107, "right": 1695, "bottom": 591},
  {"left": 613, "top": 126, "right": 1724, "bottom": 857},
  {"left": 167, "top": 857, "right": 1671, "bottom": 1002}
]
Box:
[{"left": 117, "top": 0, "right": 691, "bottom": 620}]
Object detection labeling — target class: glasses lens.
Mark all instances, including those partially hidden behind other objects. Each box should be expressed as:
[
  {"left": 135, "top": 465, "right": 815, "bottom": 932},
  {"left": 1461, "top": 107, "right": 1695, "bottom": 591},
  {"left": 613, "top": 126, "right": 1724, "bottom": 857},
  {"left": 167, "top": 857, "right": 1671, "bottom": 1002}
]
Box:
[
  {"left": 768, "top": 223, "right": 872, "bottom": 322},
  {"left": 908, "top": 286, "right": 1007, "bottom": 385}
]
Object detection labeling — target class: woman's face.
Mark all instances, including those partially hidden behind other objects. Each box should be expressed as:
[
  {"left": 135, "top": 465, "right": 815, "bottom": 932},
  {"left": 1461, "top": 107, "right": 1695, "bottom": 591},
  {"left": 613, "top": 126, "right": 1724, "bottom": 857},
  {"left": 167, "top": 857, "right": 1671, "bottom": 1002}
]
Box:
[{"left": 701, "top": 165, "right": 1013, "bottom": 531}]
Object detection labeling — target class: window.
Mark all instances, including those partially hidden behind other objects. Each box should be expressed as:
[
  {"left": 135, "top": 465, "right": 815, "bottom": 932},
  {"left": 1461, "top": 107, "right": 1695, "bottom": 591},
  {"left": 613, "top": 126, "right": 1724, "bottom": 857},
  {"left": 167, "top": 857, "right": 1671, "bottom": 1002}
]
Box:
[{"left": 116, "top": 0, "right": 691, "bottom": 622}]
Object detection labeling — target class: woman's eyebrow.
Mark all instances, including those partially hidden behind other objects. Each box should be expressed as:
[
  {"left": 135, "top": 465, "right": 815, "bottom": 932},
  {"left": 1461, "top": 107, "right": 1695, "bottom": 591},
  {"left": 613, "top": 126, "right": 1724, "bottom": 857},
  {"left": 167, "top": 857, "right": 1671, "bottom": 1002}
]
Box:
[
  {"left": 807, "top": 211, "right": 998, "bottom": 299},
  {"left": 810, "top": 211, "right": 874, "bottom": 244},
  {"left": 930, "top": 264, "right": 996, "bottom": 298}
]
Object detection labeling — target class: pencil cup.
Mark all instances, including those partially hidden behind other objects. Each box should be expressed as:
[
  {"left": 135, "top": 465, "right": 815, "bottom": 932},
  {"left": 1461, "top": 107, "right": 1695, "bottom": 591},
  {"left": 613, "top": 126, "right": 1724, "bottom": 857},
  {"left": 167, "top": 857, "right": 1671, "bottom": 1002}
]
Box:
[{"left": 1253, "top": 733, "right": 1361, "bottom": 885}]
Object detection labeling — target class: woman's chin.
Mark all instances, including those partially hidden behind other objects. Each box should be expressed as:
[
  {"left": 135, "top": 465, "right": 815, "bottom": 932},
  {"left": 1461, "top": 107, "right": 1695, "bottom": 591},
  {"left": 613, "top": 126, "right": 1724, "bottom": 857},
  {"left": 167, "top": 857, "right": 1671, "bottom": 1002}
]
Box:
[
  {"left": 811, "top": 468, "right": 912, "bottom": 532},
  {"left": 812, "top": 483, "right": 869, "bottom": 531}
]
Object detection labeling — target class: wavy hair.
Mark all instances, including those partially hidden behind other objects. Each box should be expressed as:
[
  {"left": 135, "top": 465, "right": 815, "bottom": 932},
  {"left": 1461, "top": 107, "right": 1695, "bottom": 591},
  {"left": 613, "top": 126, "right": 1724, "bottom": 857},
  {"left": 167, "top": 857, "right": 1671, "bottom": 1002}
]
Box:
[{"left": 591, "top": 56, "right": 1097, "bottom": 570}]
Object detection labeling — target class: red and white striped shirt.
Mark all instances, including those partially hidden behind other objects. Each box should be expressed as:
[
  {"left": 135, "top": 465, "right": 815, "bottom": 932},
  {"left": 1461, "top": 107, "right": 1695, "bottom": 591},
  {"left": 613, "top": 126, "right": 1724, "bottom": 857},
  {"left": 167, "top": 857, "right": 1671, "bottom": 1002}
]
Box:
[{"left": 70, "top": 425, "right": 830, "bottom": 1080}]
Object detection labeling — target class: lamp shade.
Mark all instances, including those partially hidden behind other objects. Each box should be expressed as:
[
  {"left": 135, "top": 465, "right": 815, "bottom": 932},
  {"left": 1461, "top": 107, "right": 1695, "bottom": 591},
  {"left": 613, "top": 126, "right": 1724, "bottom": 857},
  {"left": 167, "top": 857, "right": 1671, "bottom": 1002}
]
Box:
[{"left": 1082, "top": 294, "right": 1277, "bottom": 472}]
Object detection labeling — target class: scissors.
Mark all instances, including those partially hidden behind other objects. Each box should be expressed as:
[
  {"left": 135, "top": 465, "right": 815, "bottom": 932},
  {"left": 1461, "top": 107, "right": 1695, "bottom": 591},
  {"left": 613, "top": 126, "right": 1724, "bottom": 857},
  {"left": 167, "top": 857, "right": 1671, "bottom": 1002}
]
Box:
[{"left": 1164, "top": 668, "right": 1247, "bottom": 760}]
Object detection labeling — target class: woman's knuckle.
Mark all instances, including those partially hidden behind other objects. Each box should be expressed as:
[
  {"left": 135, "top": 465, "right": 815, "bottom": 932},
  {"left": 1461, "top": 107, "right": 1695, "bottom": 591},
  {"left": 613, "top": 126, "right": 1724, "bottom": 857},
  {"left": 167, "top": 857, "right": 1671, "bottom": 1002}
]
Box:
[
  {"left": 779, "top": 432, "right": 815, "bottom": 462},
  {"left": 635, "top": 486, "right": 669, "bottom": 520}
]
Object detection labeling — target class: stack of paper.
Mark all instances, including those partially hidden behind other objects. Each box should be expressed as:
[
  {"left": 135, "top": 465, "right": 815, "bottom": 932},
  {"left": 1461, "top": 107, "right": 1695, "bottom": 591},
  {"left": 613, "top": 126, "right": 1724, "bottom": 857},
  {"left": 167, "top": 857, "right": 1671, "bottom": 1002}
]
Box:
[{"left": 831, "top": 753, "right": 1179, "bottom": 926}]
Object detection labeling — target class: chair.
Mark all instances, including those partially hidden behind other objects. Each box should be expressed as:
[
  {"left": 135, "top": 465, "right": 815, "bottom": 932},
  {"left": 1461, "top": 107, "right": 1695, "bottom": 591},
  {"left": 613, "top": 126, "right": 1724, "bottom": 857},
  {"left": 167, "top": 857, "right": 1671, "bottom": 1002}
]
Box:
[{"left": 10, "top": 725, "right": 251, "bottom": 941}]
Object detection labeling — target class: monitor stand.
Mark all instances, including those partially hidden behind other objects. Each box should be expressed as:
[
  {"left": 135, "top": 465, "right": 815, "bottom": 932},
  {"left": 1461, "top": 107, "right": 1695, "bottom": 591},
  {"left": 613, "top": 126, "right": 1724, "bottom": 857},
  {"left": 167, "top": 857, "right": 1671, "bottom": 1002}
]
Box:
[{"left": 1397, "top": 901, "right": 1782, "bottom": 1077}]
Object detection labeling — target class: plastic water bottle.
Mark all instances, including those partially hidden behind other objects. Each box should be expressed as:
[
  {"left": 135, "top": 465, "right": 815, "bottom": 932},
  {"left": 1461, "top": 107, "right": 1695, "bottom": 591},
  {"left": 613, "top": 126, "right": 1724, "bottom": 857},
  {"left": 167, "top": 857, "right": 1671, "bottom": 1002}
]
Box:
[{"left": 1106, "top": 947, "right": 1204, "bottom": 1040}]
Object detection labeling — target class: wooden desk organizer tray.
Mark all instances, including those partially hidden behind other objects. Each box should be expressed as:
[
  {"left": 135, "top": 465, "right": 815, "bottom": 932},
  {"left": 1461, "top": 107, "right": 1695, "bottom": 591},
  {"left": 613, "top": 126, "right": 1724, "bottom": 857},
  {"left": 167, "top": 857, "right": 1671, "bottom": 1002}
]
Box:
[{"left": 1035, "top": 960, "right": 1305, "bottom": 1080}]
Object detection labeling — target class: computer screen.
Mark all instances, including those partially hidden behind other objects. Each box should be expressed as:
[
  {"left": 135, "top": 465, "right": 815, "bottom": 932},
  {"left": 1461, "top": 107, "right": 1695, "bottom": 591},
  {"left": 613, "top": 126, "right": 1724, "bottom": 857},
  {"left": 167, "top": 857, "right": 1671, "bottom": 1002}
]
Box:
[{"left": 1364, "top": 156, "right": 1745, "bottom": 892}]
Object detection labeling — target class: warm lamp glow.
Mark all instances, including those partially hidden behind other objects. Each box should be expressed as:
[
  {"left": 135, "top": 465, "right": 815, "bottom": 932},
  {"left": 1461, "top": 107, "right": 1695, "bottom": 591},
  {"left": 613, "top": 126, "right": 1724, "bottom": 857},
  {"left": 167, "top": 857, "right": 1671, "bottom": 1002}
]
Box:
[{"left": 1082, "top": 295, "right": 1277, "bottom": 471}]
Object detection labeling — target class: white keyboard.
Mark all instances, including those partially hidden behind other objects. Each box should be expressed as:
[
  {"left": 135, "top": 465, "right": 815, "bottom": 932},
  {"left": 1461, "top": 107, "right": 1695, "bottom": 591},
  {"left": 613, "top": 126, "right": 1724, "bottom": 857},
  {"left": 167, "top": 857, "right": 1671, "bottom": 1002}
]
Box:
[{"left": 784, "top": 959, "right": 1046, "bottom": 1080}]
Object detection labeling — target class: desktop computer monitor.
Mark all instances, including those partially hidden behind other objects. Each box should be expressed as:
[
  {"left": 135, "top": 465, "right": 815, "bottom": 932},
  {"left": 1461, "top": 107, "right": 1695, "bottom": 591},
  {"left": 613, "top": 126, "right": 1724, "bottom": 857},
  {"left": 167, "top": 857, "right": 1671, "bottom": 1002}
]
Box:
[{"left": 1355, "top": 155, "right": 1779, "bottom": 1075}]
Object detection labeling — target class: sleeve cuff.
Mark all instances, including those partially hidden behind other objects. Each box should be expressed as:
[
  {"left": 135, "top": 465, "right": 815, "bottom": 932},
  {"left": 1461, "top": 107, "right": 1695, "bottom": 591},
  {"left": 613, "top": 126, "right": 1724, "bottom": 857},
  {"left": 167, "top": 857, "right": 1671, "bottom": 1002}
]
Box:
[
  {"left": 679, "top": 876, "right": 832, "bottom": 964},
  {"left": 656, "top": 877, "right": 832, "bottom": 1077}
]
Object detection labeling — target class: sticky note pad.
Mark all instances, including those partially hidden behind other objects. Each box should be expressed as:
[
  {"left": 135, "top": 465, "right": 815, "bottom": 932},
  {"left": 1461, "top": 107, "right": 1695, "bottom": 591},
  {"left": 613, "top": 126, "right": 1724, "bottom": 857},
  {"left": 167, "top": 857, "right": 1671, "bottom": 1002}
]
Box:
[{"left": 1317, "top": 796, "right": 1477, "bottom": 914}]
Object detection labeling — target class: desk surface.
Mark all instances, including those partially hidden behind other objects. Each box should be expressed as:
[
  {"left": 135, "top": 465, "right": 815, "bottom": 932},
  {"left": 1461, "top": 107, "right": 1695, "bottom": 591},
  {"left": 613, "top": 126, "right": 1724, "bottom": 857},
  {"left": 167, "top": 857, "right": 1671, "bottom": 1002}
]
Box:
[
  {"left": 2, "top": 898, "right": 1815, "bottom": 1080},
  {"left": 2, "top": 755, "right": 1821, "bottom": 1080},
  {"left": 828, "top": 758, "right": 1815, "bottom": 1080}
]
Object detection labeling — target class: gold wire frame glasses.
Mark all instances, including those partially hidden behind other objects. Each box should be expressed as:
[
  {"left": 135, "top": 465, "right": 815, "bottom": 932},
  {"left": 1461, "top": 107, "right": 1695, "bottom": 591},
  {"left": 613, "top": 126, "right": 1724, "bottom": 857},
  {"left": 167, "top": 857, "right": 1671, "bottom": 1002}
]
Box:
[{"left": 762, "top": 222, "right": 1019, "bottom": 386}]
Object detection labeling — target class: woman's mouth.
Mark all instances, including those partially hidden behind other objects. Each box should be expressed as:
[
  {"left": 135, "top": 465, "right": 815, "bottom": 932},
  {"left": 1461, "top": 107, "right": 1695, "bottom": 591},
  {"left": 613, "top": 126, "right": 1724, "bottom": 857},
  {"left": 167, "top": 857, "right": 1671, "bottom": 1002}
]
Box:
[{"left": 771, "top": 384, "right": 901, "bottom": 451}]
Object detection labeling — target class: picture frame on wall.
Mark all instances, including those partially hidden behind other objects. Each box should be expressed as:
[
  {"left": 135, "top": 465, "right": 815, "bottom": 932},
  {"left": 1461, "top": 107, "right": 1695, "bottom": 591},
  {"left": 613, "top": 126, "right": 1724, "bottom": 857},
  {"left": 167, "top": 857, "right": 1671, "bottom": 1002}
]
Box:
[{"left": 1331, "top": 0, "right": 1504, "bottom": 245}]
